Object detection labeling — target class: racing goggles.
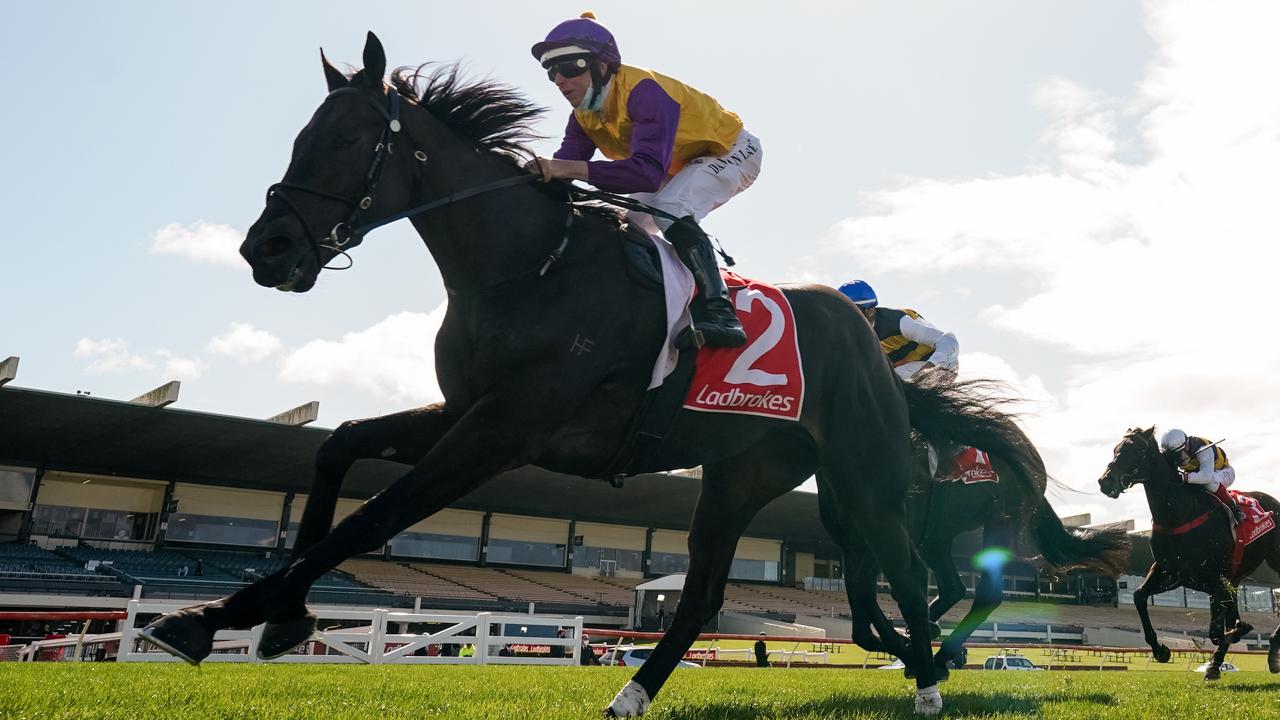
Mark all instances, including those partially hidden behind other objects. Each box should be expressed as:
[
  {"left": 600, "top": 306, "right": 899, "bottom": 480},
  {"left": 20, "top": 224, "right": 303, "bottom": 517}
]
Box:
[{"left": 545, "top": 56, "right": 592, "bottom": 82}]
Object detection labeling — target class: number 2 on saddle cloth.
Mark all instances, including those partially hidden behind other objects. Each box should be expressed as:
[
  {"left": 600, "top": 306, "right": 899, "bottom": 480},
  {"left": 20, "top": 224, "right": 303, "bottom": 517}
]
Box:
[{"left": 682, "top": 271, "right": 805, "bottom": 421}]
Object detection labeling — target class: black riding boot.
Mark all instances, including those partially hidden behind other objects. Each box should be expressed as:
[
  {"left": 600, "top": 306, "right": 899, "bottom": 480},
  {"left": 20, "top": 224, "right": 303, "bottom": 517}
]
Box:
[{"left": 665, "top": 216, "right": 747, "bottom": 349}]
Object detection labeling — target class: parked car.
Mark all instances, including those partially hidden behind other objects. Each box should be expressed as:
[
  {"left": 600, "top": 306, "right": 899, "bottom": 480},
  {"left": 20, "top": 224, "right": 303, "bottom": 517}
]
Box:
[
  {"left": 1194, "top": 661, "right": 1238, "bottom": 673},
  {"left": 599, "top": 645, "right": 699, "bottom": 669},
  {"left": 983, "top": 654, "right": 1042, "bottom": 670}
]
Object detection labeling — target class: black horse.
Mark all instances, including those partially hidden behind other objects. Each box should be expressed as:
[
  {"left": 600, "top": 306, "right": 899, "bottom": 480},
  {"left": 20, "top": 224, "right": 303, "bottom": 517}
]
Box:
[
  {"left": 825, "top": 375, "right": 1129, "bottom": 677},
  {"left": 142, "top": 33, "right": 1030, "bottom": 716},
  {"left": 1099, "top": 426, "right": 1280, "bottom": 680}
]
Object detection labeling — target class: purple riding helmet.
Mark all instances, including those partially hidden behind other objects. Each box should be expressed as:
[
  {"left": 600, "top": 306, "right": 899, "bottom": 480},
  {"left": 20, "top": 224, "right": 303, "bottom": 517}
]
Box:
[{"left": 530, "top": 12, "right": 622, "bottom": 68}]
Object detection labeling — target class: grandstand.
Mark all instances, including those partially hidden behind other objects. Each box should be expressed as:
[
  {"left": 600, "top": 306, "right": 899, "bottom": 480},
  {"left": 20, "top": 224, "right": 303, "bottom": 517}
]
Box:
[{"left": 3, "top": 376, "right": 1279, "bottom": 653}]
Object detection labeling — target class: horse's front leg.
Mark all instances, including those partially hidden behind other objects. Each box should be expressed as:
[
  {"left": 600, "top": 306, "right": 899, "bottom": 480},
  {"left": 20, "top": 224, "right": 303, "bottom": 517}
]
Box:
[
  {"left": 1133, "top": 563, "right": 1179, "bottom": 663},
  {"left": 608, "top": 444, "right": 807, "bottom": 717},
  {"left": 142, "top": 394, "right": 534, "bottom": 664}
]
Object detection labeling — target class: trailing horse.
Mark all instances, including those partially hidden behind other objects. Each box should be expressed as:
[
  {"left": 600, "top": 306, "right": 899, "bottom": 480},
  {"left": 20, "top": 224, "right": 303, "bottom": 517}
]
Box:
[
  {"left": 824, "top": 374, "right": 1130, "bottom": 677},
  {"left": 1099, "top": 426, "right": 1280, "bottom": 680},
  {"left": 140, "top": 33, "right": 1025, "bottom": 716}
]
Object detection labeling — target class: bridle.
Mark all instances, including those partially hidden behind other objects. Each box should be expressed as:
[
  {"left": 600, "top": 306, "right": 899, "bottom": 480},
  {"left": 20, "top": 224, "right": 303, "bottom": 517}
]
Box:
[
  {"left": 1106, "top": 430, "right": 1151, "bottom": 496},
  {"left": 263, "top": 85, "right": 543, "bottom": 274}
]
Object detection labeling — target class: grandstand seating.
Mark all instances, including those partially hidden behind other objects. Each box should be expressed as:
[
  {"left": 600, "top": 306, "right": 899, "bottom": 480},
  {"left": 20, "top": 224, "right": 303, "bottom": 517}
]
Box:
[
  {"left": 339, "top": 559, "right": 498, "bottom": 602},
  {"left": 58, "top": 547, "right": 240, "bottom": 584},
  {"left": 0, "top": 543, "right": 119, "bottom": 583}
]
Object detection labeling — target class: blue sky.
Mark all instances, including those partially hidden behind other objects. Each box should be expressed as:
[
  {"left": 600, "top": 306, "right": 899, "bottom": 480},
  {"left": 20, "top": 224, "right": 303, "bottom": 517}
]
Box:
[{"left": 6, "top": 2, "right": 1277, "bottom": 526}]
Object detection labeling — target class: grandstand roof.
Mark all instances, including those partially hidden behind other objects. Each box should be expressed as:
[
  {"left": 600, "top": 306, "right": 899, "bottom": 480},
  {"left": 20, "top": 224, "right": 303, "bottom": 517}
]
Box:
[{"left": 0, "top": 385, "right": 839, "bottom": 552}]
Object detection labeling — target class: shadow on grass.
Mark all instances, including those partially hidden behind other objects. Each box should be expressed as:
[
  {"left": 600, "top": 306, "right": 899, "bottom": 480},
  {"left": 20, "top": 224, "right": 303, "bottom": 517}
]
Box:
[
  {"left": 664, "top": 690, "right": 1115, "bottom": 719},
  {"left": 1216, "top": 681, "right": 1280, "bottom": 693}
]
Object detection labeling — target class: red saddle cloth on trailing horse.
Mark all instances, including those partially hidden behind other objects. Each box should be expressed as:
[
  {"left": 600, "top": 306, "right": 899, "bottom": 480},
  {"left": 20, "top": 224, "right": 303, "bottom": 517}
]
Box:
[
  {"left": 1229, "top": 492, "right": 1276, "bottom": 576},
  {"left": 683, "top": 271, "right": 805, "bottom": 421},
  {"left": 937, "top": 447, "right": 999, "bottom": 484}
]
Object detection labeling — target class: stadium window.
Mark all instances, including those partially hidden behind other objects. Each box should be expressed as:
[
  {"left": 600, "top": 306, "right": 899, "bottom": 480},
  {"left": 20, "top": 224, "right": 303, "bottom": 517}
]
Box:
[
  {"left": 29, "top": 504, "right": 87, "bottom": 538},
  {"left": 729, "top": 558, "right": 779, "bottom": 582},
  {"left": 649, "top": 551, "right": 690, "bottom": 575},
  {"left": 165, "top": 512, "right": 278, "bottom": 547},
  {"left": 486, "top": 539, "right": 565, "bottom": 567},
  {"left": 571, "top": 546, "right": 643, "bottom": 573},
  {"left": 389, "top": 531, "right": 479, "bottom": 561},
  {"left": 0, "top": 466, "right": 36, "bottom": 508}
]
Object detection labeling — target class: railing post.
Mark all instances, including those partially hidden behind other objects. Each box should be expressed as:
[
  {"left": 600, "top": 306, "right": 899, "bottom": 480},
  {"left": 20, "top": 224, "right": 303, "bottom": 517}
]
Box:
[
  {"left": 476, "top": 612, "right": 490, "bottom": 665},
  {"left": 119, "top": 600, "right": 140, "bottom": 662},
  {"left": 370, "top": 609, "right": 387, "bottom": 665},
  {"left": 572, "top": 616, "right": 583, "bottom": 666}
]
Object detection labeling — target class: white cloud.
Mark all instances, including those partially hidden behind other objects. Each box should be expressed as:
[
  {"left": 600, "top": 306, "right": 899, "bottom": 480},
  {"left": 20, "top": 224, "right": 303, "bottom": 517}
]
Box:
[
  {"left": 155, "top": 350, "right": 209, "bottom": 380},
  {"left": 73, "top": 338, "right": 154, "bottom": 374},
  {"left": 278, "top": 306, "right": 447, "bottom": 405},
  {"left": 206, "top": 323, "right": 282, "bottom": 364},
  {"left": 819, "top": 0, "right": 1280, "bottom": 524},
  {"left": 150, "top": 221, "right": 244, "bottom": 267}
]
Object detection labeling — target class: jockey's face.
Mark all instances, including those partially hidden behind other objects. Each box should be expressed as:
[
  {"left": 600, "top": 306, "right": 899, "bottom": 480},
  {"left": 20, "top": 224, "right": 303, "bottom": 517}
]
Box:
[
  {"left": 860, "top": 306, "right": 876, "bottom": 324},
  {"left": 552, "top": 61, "right": 607, "bottom": 107}
]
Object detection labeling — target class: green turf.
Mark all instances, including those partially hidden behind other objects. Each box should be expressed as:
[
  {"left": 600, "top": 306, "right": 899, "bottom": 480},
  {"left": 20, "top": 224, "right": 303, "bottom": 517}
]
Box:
[{"left": 3, "top": 664, "right": 1279, "bottom": 719}]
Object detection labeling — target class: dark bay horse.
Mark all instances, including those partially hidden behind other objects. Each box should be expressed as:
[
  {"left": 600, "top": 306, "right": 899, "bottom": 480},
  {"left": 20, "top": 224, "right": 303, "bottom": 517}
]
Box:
[
  {"left": 824, "top": 375, "right": 1129, "bottom": 677},
  {"left": 141, "top": 32, "right": 1023, "bottom": 715},
  {"left": 1099, "top": 426, "right": 1280, "bottom": 680}
]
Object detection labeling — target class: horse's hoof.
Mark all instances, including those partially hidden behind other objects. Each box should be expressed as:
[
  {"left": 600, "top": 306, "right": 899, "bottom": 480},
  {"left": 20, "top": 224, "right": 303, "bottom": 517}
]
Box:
[
  {"left": 903, "top": 662, "right": 916, "bottom": 680},
  {"left": 140, "top": 610, "right": 214, "bottom": 666},
  {"left": 257, "top": 613, "right": 317, "bottom": 660},
  {"left": 914, "top": 685, "right": 943, "bottom": 716},
  {"left": 933, "top": 663, "right": 950, "bottom": 684},
  {"left": 1204, "top": 666, "right": 1221, "bottom": 682},
  {"left": 1153, "top": 644, "right": 1172, "bottom": 663},
  {"left": 1269, "top": 640, "right": 1280, "bottom": 673},
  {"left": 928, "top": 622, "right": 942, "bottom": 640},
  {"left": 604, "top": 681, "right": 650, "bottom": 718},
  {"left": 1229, "top": 621, "right": 1254, "bottom": 643}
]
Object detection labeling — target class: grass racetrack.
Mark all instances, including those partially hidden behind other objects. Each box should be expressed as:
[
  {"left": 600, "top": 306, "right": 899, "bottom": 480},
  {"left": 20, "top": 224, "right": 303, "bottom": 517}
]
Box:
[{"left": 3, "top": 664, "right": 1278, "bottom": 719}]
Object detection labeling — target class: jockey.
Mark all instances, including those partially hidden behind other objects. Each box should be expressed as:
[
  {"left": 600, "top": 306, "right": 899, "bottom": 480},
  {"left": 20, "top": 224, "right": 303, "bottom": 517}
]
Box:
[
  {"left": 837, "top": 280, "right": 959, "bottom": 381},
  {"left": 1159, "top": 429, "right": 1244, "bottom": 524},
  {"left": 526, "top": 12, "right": 762, "bottom": 349}
]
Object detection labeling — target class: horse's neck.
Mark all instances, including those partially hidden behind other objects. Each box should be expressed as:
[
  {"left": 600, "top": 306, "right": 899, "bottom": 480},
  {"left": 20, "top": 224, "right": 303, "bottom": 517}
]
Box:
[
  {"left": 407, "top": 133, "right": 565, "bottom": 292},
  {"left": 1142, "top": 452, "right": 1210, "bottom": 525}
]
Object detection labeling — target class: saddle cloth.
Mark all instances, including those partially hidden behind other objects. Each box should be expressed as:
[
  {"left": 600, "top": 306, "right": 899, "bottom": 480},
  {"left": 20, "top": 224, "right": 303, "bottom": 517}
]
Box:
[
  {"left": 1230, "top": 491, "right": 1275, "bottom": 576},
  {"left": 681, "top": 271, "right": 805, "bottom": 421},
  {"left": 937, "top": 447, "right": 999, "bottom": 484}
]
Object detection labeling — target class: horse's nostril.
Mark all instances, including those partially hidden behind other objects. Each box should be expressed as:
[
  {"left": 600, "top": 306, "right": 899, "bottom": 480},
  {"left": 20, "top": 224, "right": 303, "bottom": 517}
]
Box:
[{"left": 259, "top": 235, "right": 293, "bottom": 259}]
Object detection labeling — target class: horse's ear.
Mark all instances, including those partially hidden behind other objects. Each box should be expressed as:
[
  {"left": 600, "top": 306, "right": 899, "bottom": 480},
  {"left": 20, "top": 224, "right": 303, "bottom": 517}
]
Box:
[
  {"left": 361, "top": 32, "right": 387, "bottom": 88},
  {"left": 1144, "top": 426, "right": 1156, "bottom": 437},
  {"left": 321, "top": 49, "right": 348, "bottom": 92}
]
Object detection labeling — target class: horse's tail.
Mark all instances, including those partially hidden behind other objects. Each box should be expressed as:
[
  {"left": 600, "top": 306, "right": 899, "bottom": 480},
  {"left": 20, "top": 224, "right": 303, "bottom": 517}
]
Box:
[{"left": 901, "top": 372, "right": 1131, "bottom": 576}]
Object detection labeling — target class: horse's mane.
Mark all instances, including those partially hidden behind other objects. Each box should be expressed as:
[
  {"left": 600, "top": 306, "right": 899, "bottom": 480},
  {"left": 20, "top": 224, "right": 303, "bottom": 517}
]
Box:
[{"left": 387, "top": 63, "right": 545, "bottom": 159}]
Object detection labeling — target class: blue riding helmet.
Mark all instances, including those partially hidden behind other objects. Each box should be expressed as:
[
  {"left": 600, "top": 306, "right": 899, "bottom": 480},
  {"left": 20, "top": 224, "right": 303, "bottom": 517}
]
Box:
[{"left": 838, "top": 280, "right": 878, "bottom": 308}]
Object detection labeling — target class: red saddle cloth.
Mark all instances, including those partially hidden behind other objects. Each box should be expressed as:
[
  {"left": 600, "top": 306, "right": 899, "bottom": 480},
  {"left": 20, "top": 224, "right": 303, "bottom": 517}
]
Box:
[
  {"left": 938, "top": 447, "right": 999, "bottom": 484},
  {"left": 1230, "top": 492, "right": 1276, "bottom": 575},
  {"left": 683, "top": 271, "right": 804, "bottom": 421}
]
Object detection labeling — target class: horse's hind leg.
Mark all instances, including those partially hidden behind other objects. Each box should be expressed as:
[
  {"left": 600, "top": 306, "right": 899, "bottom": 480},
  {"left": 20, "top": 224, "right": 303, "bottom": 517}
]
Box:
[
  {"left": 932, "top": 519, "right": 1013, "bottom": 675},
  {"left": 1264, "top": 549, "right": 1280, "bottom": 672},
  {"left": 608, "top": 438, "right": 812, "bottom": 717},
  {"left": 817, "top": 477, "right": 905, "bottom": 656},
  {"left": 823, "top": 446, "right": 940, "bottom": 713}
]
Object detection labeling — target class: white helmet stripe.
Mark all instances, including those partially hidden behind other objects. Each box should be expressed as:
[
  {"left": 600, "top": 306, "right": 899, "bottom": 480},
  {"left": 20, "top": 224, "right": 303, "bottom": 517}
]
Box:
[{"left": 540, "top": 45, "right": 594, "bottom": 65}]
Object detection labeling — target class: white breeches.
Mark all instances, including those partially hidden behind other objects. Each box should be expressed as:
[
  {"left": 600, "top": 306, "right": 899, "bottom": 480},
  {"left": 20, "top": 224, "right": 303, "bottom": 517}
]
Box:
[{"left": 628, "top": 129, "right": 762, "bottom": 234}]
